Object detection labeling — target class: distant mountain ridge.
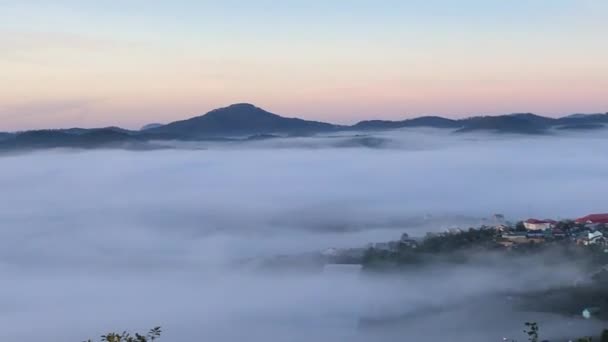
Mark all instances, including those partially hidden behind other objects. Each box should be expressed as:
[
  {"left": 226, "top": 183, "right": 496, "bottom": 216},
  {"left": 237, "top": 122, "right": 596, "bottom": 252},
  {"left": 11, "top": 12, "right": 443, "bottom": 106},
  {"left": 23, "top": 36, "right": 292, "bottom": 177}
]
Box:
[
  {"left": 351, "top": 116, "right": 460, "bottom": 130},
  {"left": 147, "top": 103, "right": 339, "bottom": 137},
  {"left": 0, "top": 128, "right": 150, "bottom": 150},
  {"left": 456, "top": 113, "right": 551, "bottom": 134},
  {"left": 141, "top": 123, "right": 163, "bottom": 131},
  {"left": 0, "top": 132, "right": 14, "bottom": 142},
  {"left": 1, "top": 103, "right": 607, "bottom": 151}
]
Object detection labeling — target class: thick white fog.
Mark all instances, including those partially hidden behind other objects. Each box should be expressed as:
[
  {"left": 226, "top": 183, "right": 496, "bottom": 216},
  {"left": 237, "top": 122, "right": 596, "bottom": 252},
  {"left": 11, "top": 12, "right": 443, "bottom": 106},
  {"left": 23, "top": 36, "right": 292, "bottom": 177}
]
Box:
[{"left": 1, "top": 129, "right": 608, "bottom": 341}]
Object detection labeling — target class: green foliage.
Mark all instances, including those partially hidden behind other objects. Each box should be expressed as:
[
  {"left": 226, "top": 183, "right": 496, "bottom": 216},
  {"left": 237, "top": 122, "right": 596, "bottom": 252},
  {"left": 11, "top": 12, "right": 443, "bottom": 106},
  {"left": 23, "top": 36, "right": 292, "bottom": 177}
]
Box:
[
  {"left": 523, "top": 322, "right": 539, "bottom": 342},
  {"left": 601, "top": 329, "right": 608, "bottom": 342},
  {"left": 84, "top": 326, "right": 161, "bottom": 342},
  {"left": 554, "top": 220, "right": 576, "bottom": 231},
  {"left": 78, "top": 322, "right": 606, "bottom": 342},
  {"left": 362, "top": 227, "right": 499, "bottom": 269},
  {"left": 519, "top": 322, "right": 606, "bottom": 342},
  {"left": 515, "top": 221, "right": 527, "bottom": 231},
  {"left": 417, "top": 228, "right": 498, "bottom": 254}
]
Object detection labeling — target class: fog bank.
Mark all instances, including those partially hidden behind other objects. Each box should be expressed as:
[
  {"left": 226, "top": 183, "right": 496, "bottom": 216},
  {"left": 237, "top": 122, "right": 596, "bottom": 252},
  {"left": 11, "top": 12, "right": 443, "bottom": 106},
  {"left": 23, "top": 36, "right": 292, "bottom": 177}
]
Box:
[{"left": 1, "top": 129, "right": 607, "bottom": 341}]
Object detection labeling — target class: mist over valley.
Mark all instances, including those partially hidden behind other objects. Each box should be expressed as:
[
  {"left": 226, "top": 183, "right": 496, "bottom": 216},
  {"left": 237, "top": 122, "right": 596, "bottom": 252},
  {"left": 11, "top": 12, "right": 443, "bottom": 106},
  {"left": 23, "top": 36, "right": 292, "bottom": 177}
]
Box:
[{"left": 2, "top": 126, "right": 608, "bottom": 341}]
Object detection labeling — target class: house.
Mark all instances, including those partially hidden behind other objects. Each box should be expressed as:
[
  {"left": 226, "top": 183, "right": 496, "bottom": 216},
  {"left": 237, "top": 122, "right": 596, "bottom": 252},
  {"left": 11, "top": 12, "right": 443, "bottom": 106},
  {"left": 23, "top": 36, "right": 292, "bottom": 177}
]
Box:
[
  {"left": 575, "top": 213, "right": 608, "bottom": 224},
  {"left": 587, "top": 231, "right": 606, "bottom": 245},
  {"left": 494, "top": 224, "right": 512, "bottom": 232},
  {"left": 582, "top": 223, "right": 602, "bottom": 231},
  {"left": 502, "top": 232, "right": 528, "bottom": 241},
  {"left": 445, "top": 227, "right": 463, "bottom": 234},
  {"left": 322, "top": 248, "right": 339, "bottom": 257},
  {"left": 523, "top": 219, "right": 556, "bottom": 231},
  {"left": 399, "top": 233, "right": 419, "bottom": 248},
  {"left": 551, "top": 229, "right": 567, "bottom": 238},
  {"left": 500, "top": 231, "right": 545, "bottom": 245},
  {"left": 526, "top": 231, "right": 545, "bottom": 239},
  {"left": 367, "top": 241, "right": 401, "bottom": 251},
  {"left": 577, "top": 231, "right": 607, "bottom": 246}
]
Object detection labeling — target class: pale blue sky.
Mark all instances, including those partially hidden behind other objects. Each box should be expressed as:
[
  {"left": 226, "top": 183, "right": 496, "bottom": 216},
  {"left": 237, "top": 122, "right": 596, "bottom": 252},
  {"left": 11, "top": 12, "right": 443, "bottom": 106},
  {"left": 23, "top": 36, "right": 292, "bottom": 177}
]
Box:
[{"left": 1, "top": 0, "right": 607, "bottom": 129}]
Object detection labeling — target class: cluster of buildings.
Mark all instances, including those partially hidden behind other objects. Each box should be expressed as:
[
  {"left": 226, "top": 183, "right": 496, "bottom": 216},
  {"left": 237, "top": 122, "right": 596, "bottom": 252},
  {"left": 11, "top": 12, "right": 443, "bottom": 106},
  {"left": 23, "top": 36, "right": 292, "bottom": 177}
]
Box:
[
  {"left": 320, "top": 213, "right": 608, "bottom": 261},
  {"left": 499, "top": 213, "right": 608, "bottom": 248}
]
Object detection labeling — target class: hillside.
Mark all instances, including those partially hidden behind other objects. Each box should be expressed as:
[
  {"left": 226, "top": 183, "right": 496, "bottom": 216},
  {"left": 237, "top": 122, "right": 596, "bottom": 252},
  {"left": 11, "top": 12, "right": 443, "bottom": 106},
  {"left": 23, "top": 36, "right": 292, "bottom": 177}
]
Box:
[
  {"left": 353, "top": 112, "right": 608, "bottom": 134},
  {"left": 352, "top": 116, "right": 460, "bottom": 130},
  {"left": 147, "top": 103, "right": 339, "bottom": 137},
  {"left": 1, "top": 104, "right": 606, "bottom": 151},
  {"left": 0, "top": 128, "right": 153, "bottom": 151},
  {"left": 0, "top": 132, "right": 14, "bottom": 142},
  {"left": 456, "top": 113, "right": 555, "bottom": 134}
]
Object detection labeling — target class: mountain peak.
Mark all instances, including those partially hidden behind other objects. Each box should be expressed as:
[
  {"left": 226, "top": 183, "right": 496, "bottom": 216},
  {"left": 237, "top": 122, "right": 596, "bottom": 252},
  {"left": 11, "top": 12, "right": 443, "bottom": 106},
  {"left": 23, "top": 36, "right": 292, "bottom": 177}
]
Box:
[
  {"left": 147, "top": 103, "right": 336, "bottom": 137},
  {"left": 224, "top": 103, "right": 258, "bottom": 109},
  {"left": 207, "top": 103, "right": 274, "bottom": 117},
  {"left": 208, "top": 103, "right": 264, "bottom": 113},
  {"left": 200, "top": 103, "right": 280, "bottom": 126}
]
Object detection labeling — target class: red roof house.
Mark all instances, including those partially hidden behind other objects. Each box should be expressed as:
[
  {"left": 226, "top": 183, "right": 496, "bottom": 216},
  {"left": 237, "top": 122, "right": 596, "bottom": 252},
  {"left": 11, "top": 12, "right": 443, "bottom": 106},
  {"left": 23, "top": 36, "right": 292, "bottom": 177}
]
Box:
[{"left": 575, "top": 214, "right": 608, "bottom": 224}]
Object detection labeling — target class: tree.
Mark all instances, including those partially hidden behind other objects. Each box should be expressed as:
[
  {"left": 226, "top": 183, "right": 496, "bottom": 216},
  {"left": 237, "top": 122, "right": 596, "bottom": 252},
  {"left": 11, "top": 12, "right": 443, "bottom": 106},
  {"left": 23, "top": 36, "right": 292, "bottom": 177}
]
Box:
[
  {"left": 524, "top": 322, "right": 539, "bottom": 342},
  {"left": 84, "top": 327, "right": 161, "bottom": 342},
  {"left": 514, "top": 323, "right": 604, "bottom": 342},
  {"left": 515, "top": 221, "right": 527, "bottom": 231},
  {"left": 601, "top": 329, "right": 608, "bottom": 342}
]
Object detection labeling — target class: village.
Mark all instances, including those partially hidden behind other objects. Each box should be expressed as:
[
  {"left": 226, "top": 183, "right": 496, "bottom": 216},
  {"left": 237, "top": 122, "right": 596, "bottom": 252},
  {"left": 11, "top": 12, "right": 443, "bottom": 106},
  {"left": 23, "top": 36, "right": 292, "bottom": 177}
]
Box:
[
  {"left": 250, "top": 213, "right": 608, "bottom": 272},
  {"left": 496, "top": 213, "right": 608, "bottom": 249},
  {"left": 495, "top": 214, "right": 608, "bottom": 247},
  {"left": 318, "top": 213, "right": 608, "bottom": 266}
]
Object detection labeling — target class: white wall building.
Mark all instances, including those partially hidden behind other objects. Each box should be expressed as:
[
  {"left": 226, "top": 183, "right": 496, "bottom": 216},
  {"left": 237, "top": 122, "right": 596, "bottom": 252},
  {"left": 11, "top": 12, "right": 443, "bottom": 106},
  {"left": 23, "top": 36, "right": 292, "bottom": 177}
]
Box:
[{"left": 523, "top": 219, "right": 555, "bottom": 231}]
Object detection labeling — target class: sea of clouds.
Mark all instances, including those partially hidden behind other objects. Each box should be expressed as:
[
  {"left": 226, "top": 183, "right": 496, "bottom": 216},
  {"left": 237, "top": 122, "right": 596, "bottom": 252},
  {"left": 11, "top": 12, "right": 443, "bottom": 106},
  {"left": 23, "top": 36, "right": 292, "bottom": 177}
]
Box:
[{"left": 1, "top": 128, "right": 608, "bottom": 341}]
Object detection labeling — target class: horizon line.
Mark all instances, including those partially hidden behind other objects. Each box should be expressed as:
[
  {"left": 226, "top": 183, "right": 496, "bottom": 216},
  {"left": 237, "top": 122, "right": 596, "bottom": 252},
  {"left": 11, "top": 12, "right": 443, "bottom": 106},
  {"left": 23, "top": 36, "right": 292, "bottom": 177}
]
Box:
[{"left": 2, "top": 102, "right": 607, "bottom": 133}]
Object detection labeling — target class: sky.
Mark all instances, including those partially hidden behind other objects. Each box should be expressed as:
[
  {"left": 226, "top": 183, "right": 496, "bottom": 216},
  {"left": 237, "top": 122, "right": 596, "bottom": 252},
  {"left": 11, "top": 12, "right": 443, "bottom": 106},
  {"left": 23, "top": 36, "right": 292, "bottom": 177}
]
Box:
[{"left": 1, "top": 0, "right": 607, "bottom": 130}]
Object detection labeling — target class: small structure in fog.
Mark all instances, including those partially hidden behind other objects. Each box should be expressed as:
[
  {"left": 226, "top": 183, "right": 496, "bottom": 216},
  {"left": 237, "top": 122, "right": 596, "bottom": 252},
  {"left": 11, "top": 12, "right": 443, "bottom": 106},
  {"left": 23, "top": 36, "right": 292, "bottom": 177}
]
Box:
[
  {"left": 523, "top": 219, "right": 556, "bottom": 231},
  {"left": 321, "top": 248, "right": 339, "bottom": 257},
  {"left": 502, "top": 231, "right": 528, "bottom": 240},
  {"left": 366, "top": 242, "right": 392, "bottom": 251},
  {"left": 582, "top": 307, "right": 600, "bottom": 319},
  {"left": 494, "top": 224, "right": 512, "bottom": 232},
  {"left": 578, "top": 231, "right": 606, "bottom": 246},
  {"left": 550, "top": 228, "right": 567, "bottom": 238},
  {"left": 400, "top": 233, "right": 419, "bottom": 248}
]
